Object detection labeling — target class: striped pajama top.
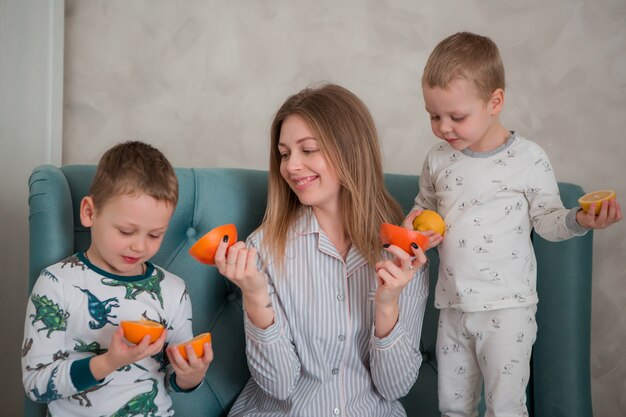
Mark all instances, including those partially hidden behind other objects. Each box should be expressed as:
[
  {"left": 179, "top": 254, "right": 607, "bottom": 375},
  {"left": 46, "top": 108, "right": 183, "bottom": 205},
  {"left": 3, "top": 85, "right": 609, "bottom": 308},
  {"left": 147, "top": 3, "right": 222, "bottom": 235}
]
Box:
[{"left": 228, "top": 207, "right": 429, "bottom": 417}]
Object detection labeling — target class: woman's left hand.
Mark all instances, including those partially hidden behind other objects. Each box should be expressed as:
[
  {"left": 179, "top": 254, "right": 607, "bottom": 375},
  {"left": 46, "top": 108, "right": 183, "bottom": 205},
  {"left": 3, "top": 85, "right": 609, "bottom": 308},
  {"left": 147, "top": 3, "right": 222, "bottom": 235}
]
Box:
[{"left": 374, "top": 242, "right": 427, "bottom": 307}]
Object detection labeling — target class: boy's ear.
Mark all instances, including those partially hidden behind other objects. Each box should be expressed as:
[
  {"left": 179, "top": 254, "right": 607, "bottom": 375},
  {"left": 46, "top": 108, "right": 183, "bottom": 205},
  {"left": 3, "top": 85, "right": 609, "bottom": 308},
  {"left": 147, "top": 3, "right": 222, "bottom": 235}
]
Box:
[
  {"left": 489, "top": 88, "right": 505, "bottom": 116},
  {"left": 80, "top": 196, "right": 96, "bottom": 227}
]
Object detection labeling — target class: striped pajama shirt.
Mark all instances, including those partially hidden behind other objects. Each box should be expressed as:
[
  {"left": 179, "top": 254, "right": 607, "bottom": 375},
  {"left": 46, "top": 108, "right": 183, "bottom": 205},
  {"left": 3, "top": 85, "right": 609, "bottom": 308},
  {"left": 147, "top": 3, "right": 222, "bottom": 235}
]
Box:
[{"left": 228, "top": 207, "right": 429, "bottom": 417}]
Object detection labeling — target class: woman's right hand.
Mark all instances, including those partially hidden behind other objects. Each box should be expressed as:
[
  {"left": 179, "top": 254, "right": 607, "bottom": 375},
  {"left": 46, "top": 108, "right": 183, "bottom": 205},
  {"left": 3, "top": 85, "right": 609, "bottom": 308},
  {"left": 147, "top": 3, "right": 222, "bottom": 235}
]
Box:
[
  {"left": 214, "top": 237, "right": 275, "bottom": 329},
  {"left": 214, "top": 238, "right": 266, "bottom": 295}
]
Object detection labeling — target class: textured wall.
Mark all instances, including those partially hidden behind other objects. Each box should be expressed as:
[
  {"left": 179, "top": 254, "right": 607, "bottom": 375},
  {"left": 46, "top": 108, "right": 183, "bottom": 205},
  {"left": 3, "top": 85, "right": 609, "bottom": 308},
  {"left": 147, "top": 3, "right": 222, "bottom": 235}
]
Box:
[{"left": 63, "top": 1, "right": 626, "bottom": 415}]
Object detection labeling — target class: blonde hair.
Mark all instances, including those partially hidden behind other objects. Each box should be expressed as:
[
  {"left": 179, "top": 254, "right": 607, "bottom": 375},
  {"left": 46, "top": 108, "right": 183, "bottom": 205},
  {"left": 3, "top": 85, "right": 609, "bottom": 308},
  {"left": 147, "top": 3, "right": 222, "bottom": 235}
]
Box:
[
  {"left": 89, "top": 140, "right": 178, "bottom": 209},
  {"left": 422, "top": 32, "right": 505, "bottom": 101},
  {"left": 261, "top": 84, "right": 403, "bottom": 267}
]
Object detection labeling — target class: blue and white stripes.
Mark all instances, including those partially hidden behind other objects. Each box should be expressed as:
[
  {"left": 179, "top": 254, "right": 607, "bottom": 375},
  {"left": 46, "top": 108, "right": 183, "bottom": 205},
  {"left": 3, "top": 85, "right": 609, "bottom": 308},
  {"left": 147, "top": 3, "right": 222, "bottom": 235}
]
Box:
[{"left": 228, "top": 208, "right": 429, "bottom": 417}]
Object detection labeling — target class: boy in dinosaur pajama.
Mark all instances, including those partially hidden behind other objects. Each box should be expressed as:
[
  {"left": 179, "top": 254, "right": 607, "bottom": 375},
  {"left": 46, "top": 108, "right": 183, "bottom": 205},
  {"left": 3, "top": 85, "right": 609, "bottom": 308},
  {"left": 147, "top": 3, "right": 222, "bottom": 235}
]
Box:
[{"left": 22, "top": 141, "right": 213, "bottom": 416}]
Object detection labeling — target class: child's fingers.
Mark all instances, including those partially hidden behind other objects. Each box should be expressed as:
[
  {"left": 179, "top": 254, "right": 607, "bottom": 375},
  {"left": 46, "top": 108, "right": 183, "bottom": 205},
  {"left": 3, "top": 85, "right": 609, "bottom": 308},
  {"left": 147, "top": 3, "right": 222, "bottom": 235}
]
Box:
[
  {"left": 201, "top": 343, "right": 214, "bottom": 365},
  {"left": 402, "top": 210, "right": 423, "bottom": 229}
]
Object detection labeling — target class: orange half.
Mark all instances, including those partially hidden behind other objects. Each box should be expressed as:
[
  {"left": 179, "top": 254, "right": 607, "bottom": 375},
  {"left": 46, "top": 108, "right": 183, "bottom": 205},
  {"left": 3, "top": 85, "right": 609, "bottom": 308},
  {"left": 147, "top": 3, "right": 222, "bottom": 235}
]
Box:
[
  {"left": 175, "top": 332, "right": 212, "bottom": 360},
  {"left": 380, "top": 223, "right": 429, "bottom": 253},
  {"left": 189, "top": 224, "right": 237, "bottom": 265},
  {"left": 120, "top": 320, "right": 164, "bottom": 344},
  {"left": 578, "top": 190, "right": 615, "bottom": 215},
  {"left": 412, "top": 210, "right": 446, "bottom": 236}
]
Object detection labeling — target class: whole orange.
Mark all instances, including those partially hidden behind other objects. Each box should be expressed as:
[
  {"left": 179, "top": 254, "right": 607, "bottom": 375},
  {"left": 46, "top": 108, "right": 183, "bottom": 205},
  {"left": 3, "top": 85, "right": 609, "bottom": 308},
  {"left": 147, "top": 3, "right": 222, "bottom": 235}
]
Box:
[
  {"left": 189, "top": 224, "right": 237, "bottom": 265},
  {"left": 120, "top": 320, "right": 164, "bottom": 344},
  {"left": 412, "top": 210, "right": 446, "bottom": 236},
  {"left": 175, "top": 332, "right": 212, "bottom": 360}
]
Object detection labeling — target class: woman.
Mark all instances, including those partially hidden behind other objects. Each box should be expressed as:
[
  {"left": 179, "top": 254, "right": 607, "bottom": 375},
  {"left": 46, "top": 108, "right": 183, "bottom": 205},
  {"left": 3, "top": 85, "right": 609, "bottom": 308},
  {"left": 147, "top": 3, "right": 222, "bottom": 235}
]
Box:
[{"left": 216, "top": 83, "right": 428, "bottom": 416}]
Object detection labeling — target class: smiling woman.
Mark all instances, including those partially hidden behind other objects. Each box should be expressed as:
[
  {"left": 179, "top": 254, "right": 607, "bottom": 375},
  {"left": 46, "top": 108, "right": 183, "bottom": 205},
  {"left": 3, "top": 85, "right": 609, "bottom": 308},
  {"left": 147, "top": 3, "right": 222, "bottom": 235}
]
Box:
[{"left": 213, "top": 83, "right": 430, "bottom": 417}]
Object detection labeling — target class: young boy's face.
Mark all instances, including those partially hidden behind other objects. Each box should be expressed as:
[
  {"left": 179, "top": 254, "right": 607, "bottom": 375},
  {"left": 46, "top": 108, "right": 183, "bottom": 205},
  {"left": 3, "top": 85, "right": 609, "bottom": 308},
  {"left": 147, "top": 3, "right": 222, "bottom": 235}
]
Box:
[
  {"left": 80, "top": 193, "right": 174, "bottom": 276},
  {"left": 423, "top": 78, "right": 505, "bottom": 153}
]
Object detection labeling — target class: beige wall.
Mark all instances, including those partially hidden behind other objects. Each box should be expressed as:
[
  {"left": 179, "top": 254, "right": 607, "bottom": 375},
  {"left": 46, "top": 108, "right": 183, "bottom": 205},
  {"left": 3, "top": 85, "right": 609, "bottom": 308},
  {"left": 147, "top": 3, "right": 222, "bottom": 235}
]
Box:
[
  {"left": 9, "top": 0, "right": 626, "bottom": 415},
  {"left": 1, "top": 1, "right": 64, "bottom": 416}
]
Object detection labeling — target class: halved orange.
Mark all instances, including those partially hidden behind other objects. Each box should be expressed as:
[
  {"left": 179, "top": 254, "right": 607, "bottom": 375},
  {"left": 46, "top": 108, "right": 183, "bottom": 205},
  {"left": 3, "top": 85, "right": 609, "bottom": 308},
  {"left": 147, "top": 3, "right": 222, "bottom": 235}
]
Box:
[
  {"left": 175, "top": 332, "right": 212, "bottom": 360},
  {"left": 120, "top": 320, "right": 164, "bottom": 344},
  {"left": 189, "top": 224, "right": 238, "bottom": 265},
  {"left": 578, "top": 190, "right": 616, "bottom": 215},
  {"left": 412, "top": 210, "right": 446, "bottom": 236},
  {"left": 380, "top": 223, "right": 429, "bottom": 253}
]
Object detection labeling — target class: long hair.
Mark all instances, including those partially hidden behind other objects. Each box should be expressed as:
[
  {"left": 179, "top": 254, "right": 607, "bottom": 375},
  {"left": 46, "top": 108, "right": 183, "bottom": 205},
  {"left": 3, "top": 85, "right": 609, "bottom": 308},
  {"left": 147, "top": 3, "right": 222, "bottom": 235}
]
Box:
[{"left": 261, "top": 84, "right": 403, "bottom": 268}]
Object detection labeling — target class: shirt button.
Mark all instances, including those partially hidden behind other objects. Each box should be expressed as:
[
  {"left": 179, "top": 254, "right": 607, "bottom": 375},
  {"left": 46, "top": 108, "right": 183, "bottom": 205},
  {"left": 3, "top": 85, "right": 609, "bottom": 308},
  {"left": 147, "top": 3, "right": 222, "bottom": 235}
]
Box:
[
  {"left": 333, "top": 408, "right": 340, "bottom": 415},
  {"left": 336, "top": 293, "right": 345, "bottom": 301},
  {"left": 337, "top": 335, "right": 345, "bottom": 342},
  {"left": 331, "top": 368, "right": 339, "bottom": 375}
]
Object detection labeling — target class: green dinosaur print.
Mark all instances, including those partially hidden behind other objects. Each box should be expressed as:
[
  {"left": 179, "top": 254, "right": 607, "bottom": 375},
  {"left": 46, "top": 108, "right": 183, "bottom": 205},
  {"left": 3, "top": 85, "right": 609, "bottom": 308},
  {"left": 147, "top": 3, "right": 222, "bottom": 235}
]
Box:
[
  {"left": 60, "top": 254, "right": 86, "bottom": 270},
  {"left": 41, "top": 269, "right": 58, "bottom": 282},
  {"left": 29, "top": 294, "right": 69, "bottom": 338},
  {"left": 25, "top": 350, "right": 69, "bottom": 372},
  {"left": 74, "top": 338, "right": 107, "bottom": 355},
  {"left": 70, "top": 379, "right": 111, "bottom": 407},
  {"left": 109, "top": 377, "right": 159, "bottom": 417},
  {"left": 73, "top": 286, "right": 119, "bottom": 329},
  {"left": 30, "top": 367, "right": 61, "bottom": 403},
  {"left": 102, "top": 268, "right": 165, "bottom": 308},
  {"left": 73, "top": 339, "right": 148, "bottom": 372},
  {"left": 22, "top": 338, "right": 33, "bottom": 357}
]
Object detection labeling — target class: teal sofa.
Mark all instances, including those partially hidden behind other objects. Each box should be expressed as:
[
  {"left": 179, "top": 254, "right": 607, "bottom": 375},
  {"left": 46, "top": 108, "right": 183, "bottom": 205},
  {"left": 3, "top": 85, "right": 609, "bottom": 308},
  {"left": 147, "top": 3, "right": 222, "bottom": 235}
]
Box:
[{"left": 25, "top": 165, "right": 594, "bottom": 417}]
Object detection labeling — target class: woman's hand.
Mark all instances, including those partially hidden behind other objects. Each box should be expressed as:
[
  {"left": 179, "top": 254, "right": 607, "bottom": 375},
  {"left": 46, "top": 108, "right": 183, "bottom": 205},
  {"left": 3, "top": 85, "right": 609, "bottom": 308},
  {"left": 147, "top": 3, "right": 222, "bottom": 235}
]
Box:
[
  {"left": 373, "top": 242, "right": 427, "bottom": 338},
  {"left": 214, "top": 237, "right": 275, "bottom": 329}
]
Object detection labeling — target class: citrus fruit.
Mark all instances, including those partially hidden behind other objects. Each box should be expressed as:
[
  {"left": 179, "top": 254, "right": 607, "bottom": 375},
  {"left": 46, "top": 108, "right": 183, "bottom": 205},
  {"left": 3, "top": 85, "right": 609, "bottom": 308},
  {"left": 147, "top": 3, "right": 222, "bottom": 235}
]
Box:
[
  {"left": 412, "top": 210, "right": 446, "bottom": 236},
  {"left": 189, "top": 224, "right": 237, "bottom": 265},
  {"left": 120, "top": 320, "right": 164, "bottom": 344},
  {"left": 175, "top": 332, "right": 212, "bottom": 360},
  {"left": 380, "top": 223, "right": 429, "bottom": 253},
  {"left": 578, "top": 190, "right": 616, "bottom": 215}
]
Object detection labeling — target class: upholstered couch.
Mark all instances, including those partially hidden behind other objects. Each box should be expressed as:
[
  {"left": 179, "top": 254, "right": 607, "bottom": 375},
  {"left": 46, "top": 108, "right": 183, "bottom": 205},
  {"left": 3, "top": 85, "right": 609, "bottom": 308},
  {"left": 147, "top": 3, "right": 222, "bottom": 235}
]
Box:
[{"left": 25, "top": 165, "right": 594, "bottom": 417}]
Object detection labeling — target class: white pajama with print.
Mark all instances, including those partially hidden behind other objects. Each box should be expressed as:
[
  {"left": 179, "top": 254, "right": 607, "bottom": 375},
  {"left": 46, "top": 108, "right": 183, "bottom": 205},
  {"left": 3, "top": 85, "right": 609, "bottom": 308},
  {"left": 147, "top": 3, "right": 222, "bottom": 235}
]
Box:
[{"left": 413, "top": 134, "right": 588, "bottom": 417}]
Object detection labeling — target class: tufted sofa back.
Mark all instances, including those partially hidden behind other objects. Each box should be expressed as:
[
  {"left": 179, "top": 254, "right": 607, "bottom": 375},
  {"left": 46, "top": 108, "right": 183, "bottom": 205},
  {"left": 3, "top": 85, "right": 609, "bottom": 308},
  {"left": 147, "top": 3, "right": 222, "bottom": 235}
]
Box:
[{"left": 26, "top": 165, "right": 594, "bottom": 417}]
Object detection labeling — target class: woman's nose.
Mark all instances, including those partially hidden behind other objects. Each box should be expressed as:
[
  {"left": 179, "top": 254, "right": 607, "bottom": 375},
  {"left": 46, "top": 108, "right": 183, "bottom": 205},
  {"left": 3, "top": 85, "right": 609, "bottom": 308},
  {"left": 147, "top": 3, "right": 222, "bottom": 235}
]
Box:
[{"left": 285, "top": 153, "right": 302, "bottom": 171}]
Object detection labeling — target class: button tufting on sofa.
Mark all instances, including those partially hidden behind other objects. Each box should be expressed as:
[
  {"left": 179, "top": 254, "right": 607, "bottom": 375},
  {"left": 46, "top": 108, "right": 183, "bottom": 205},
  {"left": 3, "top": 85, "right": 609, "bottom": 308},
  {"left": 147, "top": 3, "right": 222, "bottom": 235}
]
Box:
[{"left": 25, "top": 165, "right": 596, "bottom": 417}]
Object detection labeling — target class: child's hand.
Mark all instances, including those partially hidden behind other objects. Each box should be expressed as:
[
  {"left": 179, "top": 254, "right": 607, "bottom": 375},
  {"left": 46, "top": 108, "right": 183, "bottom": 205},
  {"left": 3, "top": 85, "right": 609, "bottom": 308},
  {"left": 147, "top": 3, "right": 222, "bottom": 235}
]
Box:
[
  {"left": 90, "top": 326, "right": 167, "bottom": 381},
  {"left": 166, "top": 341, "right": 214, "bottom": 391},
  {"left": 576, "top": 198, "right": 622, "bottom": 229},
  {"left": 403, "top": 210, "right": 444, "bottom": 249}
]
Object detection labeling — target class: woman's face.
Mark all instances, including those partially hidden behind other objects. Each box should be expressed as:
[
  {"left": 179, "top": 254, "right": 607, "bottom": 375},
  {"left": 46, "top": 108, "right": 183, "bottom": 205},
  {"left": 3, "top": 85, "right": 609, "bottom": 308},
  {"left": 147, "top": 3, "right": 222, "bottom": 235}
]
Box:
[{"left": 277, "top": 114, "right": 342, "bottom": 213}]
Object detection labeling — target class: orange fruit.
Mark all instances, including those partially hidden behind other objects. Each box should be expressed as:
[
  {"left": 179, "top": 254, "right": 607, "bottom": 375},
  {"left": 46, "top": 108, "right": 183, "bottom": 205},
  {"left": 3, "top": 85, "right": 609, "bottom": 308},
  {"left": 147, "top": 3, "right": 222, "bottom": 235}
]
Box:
[
  {"left": 380, "top": 223, "right": 429, "bottom": 253},
  {"left": 578, "top": 190, "right": 615, "bottom": 215},
  {"left": 412, "top": 210, "right": 446, "bottom": 236},
  {"left": 175, "top": 332, "right": 212, "bottom": 360},
  {"left": 189, "top": 224, "right": 237, "bottom": 265},
  {"left": 120, "top": 320, "right": 164, "bottom": 344}
]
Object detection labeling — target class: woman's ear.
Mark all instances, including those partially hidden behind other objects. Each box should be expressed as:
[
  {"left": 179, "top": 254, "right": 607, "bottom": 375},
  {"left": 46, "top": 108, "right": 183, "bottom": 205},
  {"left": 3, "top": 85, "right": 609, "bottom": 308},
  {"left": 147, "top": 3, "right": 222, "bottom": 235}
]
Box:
[
  {"left": 80, "top": 196, "right": 96, "bottom": 227},
  {"left": 489, "top": 88, "right": 505, "bottom": 116}
]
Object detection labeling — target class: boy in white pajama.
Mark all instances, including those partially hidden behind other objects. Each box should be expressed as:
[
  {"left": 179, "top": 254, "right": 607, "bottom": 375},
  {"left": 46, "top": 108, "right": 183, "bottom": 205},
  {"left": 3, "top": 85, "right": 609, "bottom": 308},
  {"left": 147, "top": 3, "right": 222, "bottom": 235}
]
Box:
[{"left": 406, "top": 32, "right": 622, "bottom": 416}]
